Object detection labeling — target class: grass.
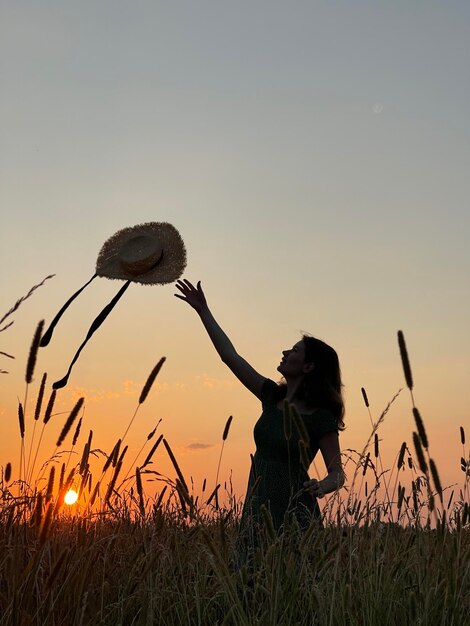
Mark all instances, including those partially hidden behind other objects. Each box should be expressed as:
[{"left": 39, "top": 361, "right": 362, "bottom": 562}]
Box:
[{"left": 0, "top": 323, "right": 469, "bottom": 625}]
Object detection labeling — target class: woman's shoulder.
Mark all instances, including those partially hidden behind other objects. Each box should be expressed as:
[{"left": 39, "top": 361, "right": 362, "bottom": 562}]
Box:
[
  {"left": 305, "top": 408, "right": 339, "bottom": 437},
  {"left": 260, "top": 378, "right": 283, "bottom": 406}
]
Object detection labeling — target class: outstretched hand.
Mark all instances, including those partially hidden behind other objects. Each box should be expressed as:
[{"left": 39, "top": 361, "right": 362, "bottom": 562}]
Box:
[
  {"left": 174, "top": 279, "right": 208, "bottom": 313},
  {"left": 304, "top": 478, "right": 325, "bottom": 498}
]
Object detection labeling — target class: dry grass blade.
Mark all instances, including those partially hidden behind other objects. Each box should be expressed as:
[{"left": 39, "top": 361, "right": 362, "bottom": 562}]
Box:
[
  {"left": 46, "top": 548, "right": 69, "bottom": 591},
  {"left": 33, "top": 492, "right": 43, "bottom": 528},
  {"left": 291, "top": 404, "right": 309, "bottom": 443},
  {"left": 136, "top": 466, "right": 145, "bottom": 515},
  {"left": 397, "top": 485, "right": 405, "bottom": 510},
  {"left": 56, "top": 398, "right": 84, "bottom": 446},
  {"left": 141, "top": 434, "right": 163, "bottom": 468},
  {"left": 154, "top": 485, "right": 167, "bottom": 511},
  {"left": 206, "top": 484, "right": 220, "bottom": 506},
  {"left": 175, "top": 479, "right": 189, "bottom": 514},
  {"left": 79, "top": 442, "right": 90, "bottom": 476},
  {"left": 117, "top": 445, "right": 128, "bottom": 466},
  {"left": 59, "top": 463, "right": 67, "bottom": 493},
  {"left": 0, "top": 274, "right": 55, "bottom": 329},
  {"left": 397, "top": 330, "right": 413, "bottom": 391},
  {"left": 139, "top": 357, "right": 166, "bottom": 404},
  {"left": 362, "top": 452, "right": 370, "bottom": 476},
  {"left": 103, "top": 439, "right": 121, "bottom": 473},
  {"left": 26, "top": 320, "right": 44, "bottom": 384},
  {"left": 299, "top": 439, "right": 310, "bottom": 470},
  {"left": 163, "top": 438, "right": 188, "bottom": 492},
  {"left": 413, "top": 407, "right": 429, "bottom": 449},
  {"left": 260, "top": 504, "right": 276, "bottom": 541},
  {"left": 429, "top": 458, "right": 443, "bottom": 503},
  {"left": 39, "top": 502, "right": 54, "bottom": 545},
  {"left": 146, "top": 419, "right": 162, "bottom": 440},
  {"left": 46, "top": 466, "right": 55, "bottom": 502},
  {"left": 105, "top": 460, "right": 123, "bottom": 504}
]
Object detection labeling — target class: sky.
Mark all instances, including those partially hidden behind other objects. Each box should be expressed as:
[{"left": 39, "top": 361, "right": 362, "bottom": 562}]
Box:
[{"left": 1, "top": 1, "right": 469, "bottom": 508}]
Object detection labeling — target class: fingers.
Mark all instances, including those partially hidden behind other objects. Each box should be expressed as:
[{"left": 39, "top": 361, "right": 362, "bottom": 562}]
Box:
[
  {"left": 304, "top": 478, "right": 324, "bottom": 498},
  {"left": 174, "top": 279, "right": 204, "bottom": 304},
  {"left": 175, "top": 279, "right": 198, "bottom": 291}
]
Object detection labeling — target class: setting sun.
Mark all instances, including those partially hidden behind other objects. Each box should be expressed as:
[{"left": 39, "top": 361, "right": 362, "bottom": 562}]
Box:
[{"left": 64, "top": 490, "right": 78, "bottom": 505}]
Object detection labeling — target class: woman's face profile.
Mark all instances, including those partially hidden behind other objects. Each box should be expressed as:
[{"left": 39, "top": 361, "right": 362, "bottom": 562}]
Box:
[{"left": 277, "top": 340, "right": 312, "bottom": 377}]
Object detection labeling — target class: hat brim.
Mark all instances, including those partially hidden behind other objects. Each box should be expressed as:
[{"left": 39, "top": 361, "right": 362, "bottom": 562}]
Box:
[{"left": 96, "top": 222, "right": 187, "bottom": 285}]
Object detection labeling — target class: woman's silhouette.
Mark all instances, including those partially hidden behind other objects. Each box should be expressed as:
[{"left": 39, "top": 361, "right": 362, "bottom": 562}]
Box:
[{"left": 175, "top": 279, "right": 345, "bottom": 537}]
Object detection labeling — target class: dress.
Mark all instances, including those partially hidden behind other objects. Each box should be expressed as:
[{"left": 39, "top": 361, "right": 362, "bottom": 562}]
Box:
[{"left": 240, "top": 378, "right": 339, "bottom": 533}]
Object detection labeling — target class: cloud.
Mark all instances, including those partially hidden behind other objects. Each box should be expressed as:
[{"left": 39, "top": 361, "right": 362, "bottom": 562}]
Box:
[
  {"left": 185, "top": 442, "right": 214, "bottom": 451},
  {"left": 66, "top": 375, "right": 235, "bottom": 403},
  {"left": 67, "top": 379, "right": 188, "bottom": 404},
  {"left": 68, "top": 385, "right": 128, "bottom": 404}
]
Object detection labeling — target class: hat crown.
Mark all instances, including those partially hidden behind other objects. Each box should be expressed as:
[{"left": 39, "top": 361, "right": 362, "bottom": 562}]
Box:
[
  {"left": 96, "top": 221, "right": 186, "bottom": 285},
  {"left": 118, "top": 234, "right": 163, "bottom": 276}
]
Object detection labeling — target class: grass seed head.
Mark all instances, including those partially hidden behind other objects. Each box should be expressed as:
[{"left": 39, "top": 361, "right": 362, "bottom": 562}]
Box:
[
  {"left": 412, "top": 431, "right": 428, "bottom": 474},
  {"left": 34, "top": 373, "right": 47, "bottom": 421},
  {"left": 429, "top": 458, "right": 443, "bottom": 503},
  {"left": 413, "top": 407, "right": 429, "bottom": 449},
  {"left": 43, "top": 389, "right": 57, "bottom": 424},
  {"left": 397, "top": 330, "right": 413, "bottom": 391},
  {"left": 141, "top": 434, "right": 163, "bottom": 468},
  {"left": 39, "top": 502, "right": 54, "bottom": 545},
  {"left": 26, "top": 319, "right": 44, "bottom": 384},
  {"left": 397, "top": 442, "right": 406, "bottom": 469},
  {"left": 46, "top": 466, "right": 55, "bottom": 502},
  {"left": 163, "top": 438, "right": 188, "bottom": 492},
  {"left": 139, "top": 357, "right": 166, "bottom": 404},
  {"left": 72, "top": 417, "right": 83, "bottom": 447},
  {"left": 56, "top": 397, "right": 84, "bottom": 446},
  {"left": 222, "top": 415, "right": 233, "bottom": 441},
  {"left": 18, "top": 403, "right": 25, "bottom": 439}
]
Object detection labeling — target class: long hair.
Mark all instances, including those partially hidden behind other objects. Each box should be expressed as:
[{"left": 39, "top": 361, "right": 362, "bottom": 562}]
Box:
[{"left": 278, "top": 334, "right": 345, "bottom": 430}]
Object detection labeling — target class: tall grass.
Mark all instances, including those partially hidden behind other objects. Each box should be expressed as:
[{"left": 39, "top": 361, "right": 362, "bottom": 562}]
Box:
[{"left": 0, "top": 328, "right": 469, "bottom": 625}]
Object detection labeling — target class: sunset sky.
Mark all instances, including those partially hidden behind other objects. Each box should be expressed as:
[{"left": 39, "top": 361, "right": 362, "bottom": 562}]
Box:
[{"left": 1, "top": 1, "right": 469, "bottom": 506}]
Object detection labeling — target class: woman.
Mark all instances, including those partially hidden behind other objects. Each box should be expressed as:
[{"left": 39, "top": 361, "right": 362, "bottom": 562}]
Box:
[{"left": 175, "top": 279, "right": 345, "bottom": 534}]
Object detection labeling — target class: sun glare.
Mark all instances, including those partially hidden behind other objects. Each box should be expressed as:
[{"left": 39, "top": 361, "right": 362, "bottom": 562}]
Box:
[{"left": 64, "top": 489, "right": 78, "bottom": 505}]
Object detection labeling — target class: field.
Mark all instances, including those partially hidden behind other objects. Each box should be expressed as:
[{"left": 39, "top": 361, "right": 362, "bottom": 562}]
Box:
[{"left": 1, "top": 300, "right": 469, "bottom": 625}]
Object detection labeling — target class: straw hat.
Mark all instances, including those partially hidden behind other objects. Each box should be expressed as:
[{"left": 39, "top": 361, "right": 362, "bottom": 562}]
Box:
[
  {"left": 96, "top": 222, "right": 186, "bottom": 284},
  {"left": 40, "top": 221, "right": 187, "bottom": 388}
]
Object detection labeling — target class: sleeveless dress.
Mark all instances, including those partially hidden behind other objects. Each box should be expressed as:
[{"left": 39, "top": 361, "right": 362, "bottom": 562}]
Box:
[{"left": 240, "top": 378, "right": 339, "bottom": 533}]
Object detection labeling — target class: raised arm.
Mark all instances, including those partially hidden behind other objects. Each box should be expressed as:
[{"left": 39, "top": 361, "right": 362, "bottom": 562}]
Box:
[
  {"left": 304, "top": 431, "right": 345, "bottom": 497},
  {"left": 175, "top": 279, "right": 266, "bottom": 399}
]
